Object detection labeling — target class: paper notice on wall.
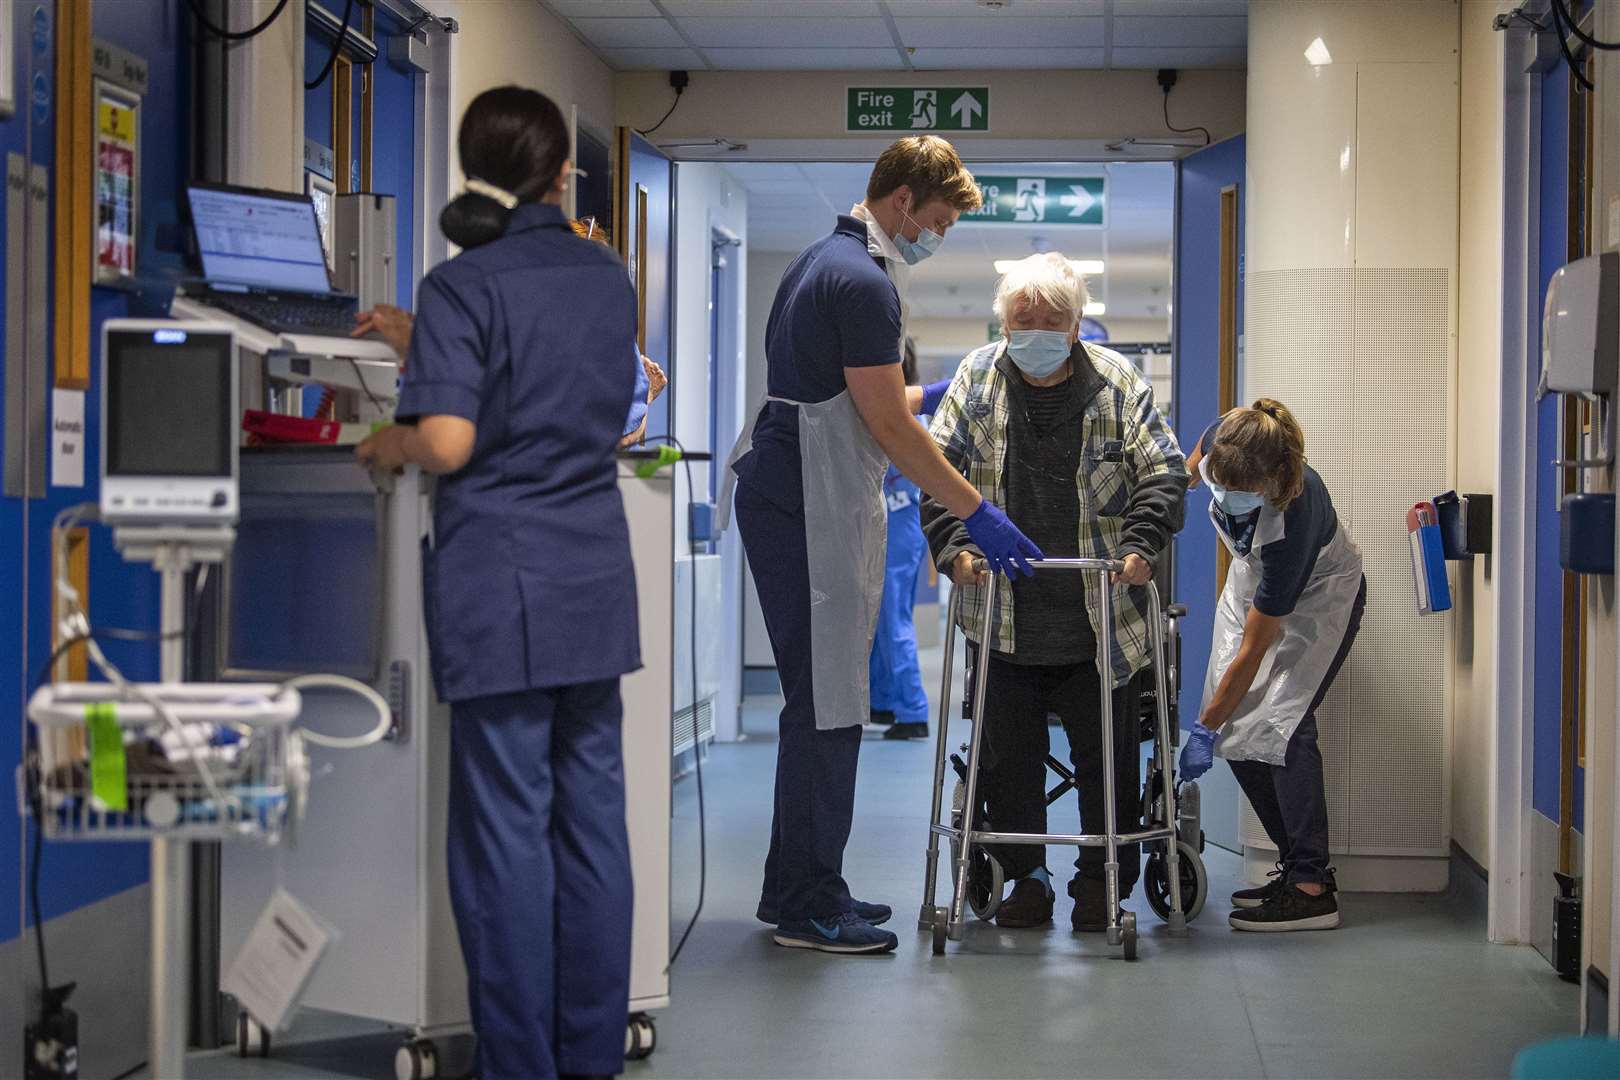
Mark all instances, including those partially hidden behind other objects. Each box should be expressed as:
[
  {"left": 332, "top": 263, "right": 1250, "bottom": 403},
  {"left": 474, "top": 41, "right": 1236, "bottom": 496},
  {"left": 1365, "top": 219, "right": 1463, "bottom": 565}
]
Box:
[
  {"left": 1608, "top": 195, "right": 1620, "bottom": 249},
  {"left": 51, "top": 390, "right": 85, "bottom": 488},
  {"left": 223, "top": 889, "right": 337, "bottom": 1033}
]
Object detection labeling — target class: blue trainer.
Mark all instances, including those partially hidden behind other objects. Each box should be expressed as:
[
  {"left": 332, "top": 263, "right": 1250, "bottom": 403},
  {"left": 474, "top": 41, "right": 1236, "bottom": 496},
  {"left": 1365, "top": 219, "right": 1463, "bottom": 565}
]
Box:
[
  {"left": 755, "top": 899, "right": 892, "bottom": 926},
  {"left": 773, "top": 913, "right": 899, "bottom": 954}
]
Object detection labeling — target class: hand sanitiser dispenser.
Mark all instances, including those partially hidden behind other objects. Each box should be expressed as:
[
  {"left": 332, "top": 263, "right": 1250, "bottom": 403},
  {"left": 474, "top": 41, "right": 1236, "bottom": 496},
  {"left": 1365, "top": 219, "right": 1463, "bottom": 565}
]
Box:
[{"left": 1542, "top": 251, "right": 1617, "bottom": 398}]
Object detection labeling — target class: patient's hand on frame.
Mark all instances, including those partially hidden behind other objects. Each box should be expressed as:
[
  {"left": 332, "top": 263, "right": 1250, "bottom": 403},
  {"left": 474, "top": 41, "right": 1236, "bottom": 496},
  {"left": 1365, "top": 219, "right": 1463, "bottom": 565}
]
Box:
[{"left": 951, "top": 551, "right": 990, "bottom": 588}]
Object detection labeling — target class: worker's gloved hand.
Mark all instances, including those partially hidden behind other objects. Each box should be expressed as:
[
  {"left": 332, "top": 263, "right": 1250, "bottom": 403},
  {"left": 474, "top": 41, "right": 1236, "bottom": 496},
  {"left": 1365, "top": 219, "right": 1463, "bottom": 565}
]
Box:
[
  {"left": 962, "top": 500, "right": 1044, "bottom": 578},
  {"left": 920, "top": 379, "right": 953, "bottom": 416},
  {"left": 1179, "top": 725, "right": 1219, "bottom": 781}
]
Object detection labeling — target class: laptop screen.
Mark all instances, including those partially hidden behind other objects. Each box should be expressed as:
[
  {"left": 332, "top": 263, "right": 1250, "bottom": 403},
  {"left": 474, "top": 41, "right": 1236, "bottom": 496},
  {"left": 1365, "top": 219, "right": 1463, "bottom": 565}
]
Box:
[{"left": 189, "top": 185, "right": 333, "bottom": 293}]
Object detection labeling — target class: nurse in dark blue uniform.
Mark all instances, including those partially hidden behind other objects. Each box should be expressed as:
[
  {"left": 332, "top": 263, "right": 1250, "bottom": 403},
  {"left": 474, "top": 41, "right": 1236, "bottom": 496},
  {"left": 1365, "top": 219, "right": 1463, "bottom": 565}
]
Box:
[{"left": 358, "top": 87, "right": 638, "bottom": 1080}]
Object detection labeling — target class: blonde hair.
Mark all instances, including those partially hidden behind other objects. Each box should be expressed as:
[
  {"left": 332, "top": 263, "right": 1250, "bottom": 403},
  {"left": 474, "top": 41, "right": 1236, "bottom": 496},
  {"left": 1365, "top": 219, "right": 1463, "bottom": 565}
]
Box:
[
  {"left": 992, "top": 252, "right": 1090, "bottom": 332},
  {"left": 1206, "top": 398, "right": 1307, "bottom": 509},
  {"left": 865, "top": 136, "right": 984, "bottom": 213}
]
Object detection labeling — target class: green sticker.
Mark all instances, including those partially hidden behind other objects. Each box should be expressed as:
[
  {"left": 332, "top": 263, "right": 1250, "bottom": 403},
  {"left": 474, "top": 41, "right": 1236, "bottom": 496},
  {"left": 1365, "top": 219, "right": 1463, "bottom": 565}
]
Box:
[
  {"left": 634, "top": 444, "right": 682, "bottom": 479},
  {"left": 87, "top": 702, "right": 128, "bottom": 812}
]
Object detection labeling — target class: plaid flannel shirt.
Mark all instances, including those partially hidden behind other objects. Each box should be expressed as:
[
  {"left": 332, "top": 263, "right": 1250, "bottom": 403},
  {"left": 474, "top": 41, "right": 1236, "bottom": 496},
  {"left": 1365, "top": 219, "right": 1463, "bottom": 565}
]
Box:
[{"left": 926, "top": 340, "right": 1187, "bottom": 687}]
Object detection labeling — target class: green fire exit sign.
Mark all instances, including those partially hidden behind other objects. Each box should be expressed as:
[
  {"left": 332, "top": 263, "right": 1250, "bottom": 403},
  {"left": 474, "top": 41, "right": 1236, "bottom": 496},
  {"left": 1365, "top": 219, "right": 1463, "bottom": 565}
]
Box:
[{"left": 846, "top": 87, "right": 990, "bottom": 132}]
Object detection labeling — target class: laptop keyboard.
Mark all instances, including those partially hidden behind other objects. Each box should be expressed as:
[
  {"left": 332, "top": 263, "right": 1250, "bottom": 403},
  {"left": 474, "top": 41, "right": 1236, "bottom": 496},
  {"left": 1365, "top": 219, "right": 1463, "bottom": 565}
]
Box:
[{"left": 203, "top": 292, "right": 358, "bottom": 335}]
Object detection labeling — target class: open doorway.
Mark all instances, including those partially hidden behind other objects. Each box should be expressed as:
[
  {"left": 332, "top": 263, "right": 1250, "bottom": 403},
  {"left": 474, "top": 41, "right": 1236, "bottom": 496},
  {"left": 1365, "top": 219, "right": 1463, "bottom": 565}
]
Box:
[{"left": 727, "top": 161, "right": 1177, "bottom": 737}]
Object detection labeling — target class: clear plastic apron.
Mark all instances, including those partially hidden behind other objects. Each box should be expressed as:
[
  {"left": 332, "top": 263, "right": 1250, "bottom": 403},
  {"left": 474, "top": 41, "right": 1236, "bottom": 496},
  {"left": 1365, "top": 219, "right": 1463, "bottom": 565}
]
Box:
[
  {"left": 1200, "top": 460, "right": 1365, "bottom": 765},
  {"left": 717, "top": 390, "right": 889, "bottom": 730}
]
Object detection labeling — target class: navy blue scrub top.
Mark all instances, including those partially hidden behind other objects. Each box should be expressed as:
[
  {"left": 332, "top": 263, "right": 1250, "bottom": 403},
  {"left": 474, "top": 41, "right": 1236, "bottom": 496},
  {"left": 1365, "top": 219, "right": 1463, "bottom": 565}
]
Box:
[
  {"left": 398, "top": 202, "right": 642, "bottom": 703},
  {"left": 730, "top": 213, "right": 902, "bottom": 513}
]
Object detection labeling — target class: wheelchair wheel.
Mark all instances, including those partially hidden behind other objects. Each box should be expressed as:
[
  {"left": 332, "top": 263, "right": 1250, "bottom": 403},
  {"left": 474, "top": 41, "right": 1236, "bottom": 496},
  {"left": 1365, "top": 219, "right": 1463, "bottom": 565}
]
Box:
[
  {"left": 966, "top": 846, "right": 1005, "bottom": 922},
  {"left": 1144, "top": 840, "right": 1207, "bottom": 923}
]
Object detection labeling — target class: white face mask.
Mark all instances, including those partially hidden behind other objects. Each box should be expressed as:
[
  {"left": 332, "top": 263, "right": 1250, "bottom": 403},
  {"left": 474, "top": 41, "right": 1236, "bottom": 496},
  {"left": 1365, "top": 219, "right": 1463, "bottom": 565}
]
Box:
[{"left": 893, "top": 209, "right": 944, "bottom": 265}]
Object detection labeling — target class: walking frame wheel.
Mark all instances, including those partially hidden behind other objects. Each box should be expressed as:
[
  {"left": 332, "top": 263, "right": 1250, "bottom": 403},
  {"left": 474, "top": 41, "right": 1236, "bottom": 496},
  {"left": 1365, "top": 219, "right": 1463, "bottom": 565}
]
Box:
[
  {"left": 932, "top": 907, "right": 948, "bottom": 955},
  {"left": 1121, "top": 910, "right": 1138, "bottom": 961}
]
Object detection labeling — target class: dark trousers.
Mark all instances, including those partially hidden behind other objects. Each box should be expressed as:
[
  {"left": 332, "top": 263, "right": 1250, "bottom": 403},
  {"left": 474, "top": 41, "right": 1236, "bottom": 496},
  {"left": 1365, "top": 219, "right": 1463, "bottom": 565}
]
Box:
[
  {"left": 1228, "top": 576, "right": 1367, "bottom": 886},
  {"left": 447, "top": 681, "right": 633, "bottom": 1080},
  {"left": 735, "top": 480, "right": 861, "bottom": 922},
  {"left": 971, "top": 646, "right": 1143, "bottom": 893}
]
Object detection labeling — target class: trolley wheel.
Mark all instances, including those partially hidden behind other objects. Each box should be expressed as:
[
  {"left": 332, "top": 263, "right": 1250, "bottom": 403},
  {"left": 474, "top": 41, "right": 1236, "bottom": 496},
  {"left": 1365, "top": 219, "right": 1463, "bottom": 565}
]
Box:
[
  {"left": 234, "top": 1012, "right": 269, "bottom": 1059},
  {"left": 932, "top": 907, "right": 948, "bottom": 955},
  {"left": 966, "top": 847, "right": 1005, "bottom": 922},
  {"left": 625, "top": 1013, "right": 657, "bottom": 1061},
  {"left": 395, "top": 1039, "right": 438, "bottom": 1080},
  {"left": 1121, "top": 910, "right": 1138, "bottom": 962},
  {"left": 1144, "top": 840, "right": 1209, "bottom": 923}
]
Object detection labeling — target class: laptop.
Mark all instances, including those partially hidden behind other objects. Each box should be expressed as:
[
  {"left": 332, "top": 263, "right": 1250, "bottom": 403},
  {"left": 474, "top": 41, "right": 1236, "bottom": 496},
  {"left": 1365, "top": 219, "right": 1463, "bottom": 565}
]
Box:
[{"left": 183, "top": 182, "right": 359, "bottom": 338}]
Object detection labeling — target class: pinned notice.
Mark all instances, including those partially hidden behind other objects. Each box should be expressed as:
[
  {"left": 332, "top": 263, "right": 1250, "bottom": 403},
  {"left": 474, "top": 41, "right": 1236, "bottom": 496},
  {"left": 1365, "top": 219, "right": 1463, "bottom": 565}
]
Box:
[{"left": 51, "top": 389, "right": 85, "bottom": 488}]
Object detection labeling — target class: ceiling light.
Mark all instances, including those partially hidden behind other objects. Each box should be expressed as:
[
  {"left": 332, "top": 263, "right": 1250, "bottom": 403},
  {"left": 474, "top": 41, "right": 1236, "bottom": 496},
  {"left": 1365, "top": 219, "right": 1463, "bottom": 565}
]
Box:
[
  {"left": 1304, "top": 37, "right": 1332, "bottom": 66},
  {"left": 1084, "top": 302, "right": 1106, "bottom": 317},
  {"left": 1105, "top": 136, "right": 1206, "bottom": 153},
  {"left": 993, "top": 258, "right": 1104, "bottom": 276}
]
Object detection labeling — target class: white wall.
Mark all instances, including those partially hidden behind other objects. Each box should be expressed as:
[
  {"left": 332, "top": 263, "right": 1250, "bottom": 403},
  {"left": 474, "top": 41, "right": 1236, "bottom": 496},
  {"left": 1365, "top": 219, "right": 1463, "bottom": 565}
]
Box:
[
  {"left": 1452, "top": 0, "right": 1509, "bottom": 873},
  {"left": 614, "top": 68, "right": 1245, "bottom": 159},
  {"left": 442, "top": 1, "right": 616, "bottom": 170},
  {"left": 673, "top": 164, "right": 749, "bottom": 739}
]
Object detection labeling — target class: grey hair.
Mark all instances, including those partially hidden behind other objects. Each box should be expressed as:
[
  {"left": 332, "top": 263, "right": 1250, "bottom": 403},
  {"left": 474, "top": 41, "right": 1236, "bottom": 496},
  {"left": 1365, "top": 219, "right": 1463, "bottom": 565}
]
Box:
[{"left": 991, "top": 252, "right": 1090, "bottom": 331}]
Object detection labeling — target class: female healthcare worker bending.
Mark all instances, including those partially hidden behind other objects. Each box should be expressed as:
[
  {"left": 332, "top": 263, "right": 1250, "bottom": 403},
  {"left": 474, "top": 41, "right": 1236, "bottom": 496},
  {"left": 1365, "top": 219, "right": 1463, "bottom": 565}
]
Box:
[
  {"left": 1179, "top": 400, "right": 1366, "bottom": 933},
  {"left": 357, "top": 86, "right": 639, "bottom": 1079}
]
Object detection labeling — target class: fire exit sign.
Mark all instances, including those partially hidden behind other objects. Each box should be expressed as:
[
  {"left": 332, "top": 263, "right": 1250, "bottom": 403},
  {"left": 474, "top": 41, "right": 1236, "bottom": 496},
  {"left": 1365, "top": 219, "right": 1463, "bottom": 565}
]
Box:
[{"left": 846, "top": 87, "right": 990, "bottom": 132}]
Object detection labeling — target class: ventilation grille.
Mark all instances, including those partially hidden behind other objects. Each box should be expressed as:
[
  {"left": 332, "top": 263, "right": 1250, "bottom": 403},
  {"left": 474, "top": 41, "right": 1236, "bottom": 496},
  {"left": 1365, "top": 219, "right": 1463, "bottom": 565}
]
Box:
[
  {"left": 674, "top": 697, "right": 715, "bottom": 757},
  {"left": 1239, "top": 267, "right": 1450, "bottom": 857}
]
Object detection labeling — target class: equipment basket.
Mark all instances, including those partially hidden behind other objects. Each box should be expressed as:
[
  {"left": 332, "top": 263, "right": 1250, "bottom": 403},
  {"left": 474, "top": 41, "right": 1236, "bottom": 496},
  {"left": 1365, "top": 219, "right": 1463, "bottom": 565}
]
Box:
[{"left": 21, "top": 682, "right": 305, "bottom": 843}]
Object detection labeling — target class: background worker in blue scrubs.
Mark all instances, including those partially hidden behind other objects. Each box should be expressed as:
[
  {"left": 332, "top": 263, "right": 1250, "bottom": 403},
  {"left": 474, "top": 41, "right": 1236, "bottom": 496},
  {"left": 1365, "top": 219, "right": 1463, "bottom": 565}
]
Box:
[
  {"left": 721, "top": 135, "right": 1043, "bottom": 955},
  {"left": 868, "top": 339, "right": 934, "bottom": 741},
  {"left": 357, "top": 86, "right": 639, "bottom": 1079}
]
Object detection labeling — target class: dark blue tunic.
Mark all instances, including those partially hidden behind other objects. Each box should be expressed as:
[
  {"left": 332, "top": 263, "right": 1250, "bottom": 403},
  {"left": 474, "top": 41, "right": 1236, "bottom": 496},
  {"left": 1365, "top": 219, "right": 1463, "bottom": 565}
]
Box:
[{"left": 398, "top": 202, "right": 642, "bottom": 702}]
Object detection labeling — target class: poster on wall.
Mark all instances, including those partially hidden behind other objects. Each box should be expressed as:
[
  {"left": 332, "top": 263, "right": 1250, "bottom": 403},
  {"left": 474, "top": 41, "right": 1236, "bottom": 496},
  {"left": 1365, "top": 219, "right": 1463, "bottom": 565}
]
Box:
[{"left": 93, "top": 78, "right": 139, "bottom": 285}]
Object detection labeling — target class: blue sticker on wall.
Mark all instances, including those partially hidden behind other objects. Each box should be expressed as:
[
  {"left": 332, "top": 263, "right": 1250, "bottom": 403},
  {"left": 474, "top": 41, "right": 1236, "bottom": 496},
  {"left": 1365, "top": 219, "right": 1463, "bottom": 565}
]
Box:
[
  {"left": 32, "top": 6, "right": 48, "bottom": 52},
  {"left": 31, "top": 72, "right": 48, "bottom": 125}
]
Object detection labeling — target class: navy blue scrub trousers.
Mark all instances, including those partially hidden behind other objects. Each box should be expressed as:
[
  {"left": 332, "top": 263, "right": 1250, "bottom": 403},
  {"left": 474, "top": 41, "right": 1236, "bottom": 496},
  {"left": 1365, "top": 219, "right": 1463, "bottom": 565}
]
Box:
[
  {"left": 735, "top": 480, "right": 862, "bottom": 923},
  {"left": 1227, "top": 576, "right": 1367, "bottom": 886},
  {"left": 447, "top": 681, "right": 633, "bottom": 1079}
]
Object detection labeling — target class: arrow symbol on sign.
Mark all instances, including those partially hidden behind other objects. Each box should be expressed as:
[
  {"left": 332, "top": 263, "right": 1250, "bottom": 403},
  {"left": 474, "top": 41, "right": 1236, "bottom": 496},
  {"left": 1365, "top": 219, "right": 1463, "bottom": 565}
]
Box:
[
  {"left": 1059, "top": 184, "right": 1097, "bottom": 219},
  {"left": 950, "top": 92, "right": 983, "bottom": 127}
]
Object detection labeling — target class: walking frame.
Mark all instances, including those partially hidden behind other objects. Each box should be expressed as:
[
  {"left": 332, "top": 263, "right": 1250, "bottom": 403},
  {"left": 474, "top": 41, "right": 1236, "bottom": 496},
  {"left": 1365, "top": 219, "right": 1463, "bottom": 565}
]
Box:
[{"left": 918, "top": 557, "right": 1205, "bottom": 960}]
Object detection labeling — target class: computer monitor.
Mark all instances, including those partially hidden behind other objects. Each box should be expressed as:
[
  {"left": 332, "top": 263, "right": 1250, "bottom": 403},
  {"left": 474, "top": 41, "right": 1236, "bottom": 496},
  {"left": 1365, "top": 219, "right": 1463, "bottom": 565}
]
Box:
[
  {"left": 100, "top": 319, "right": 239, "bottom": 525},
  {"left": 186, "top": 182, "right": 335, "bottom": 295}
]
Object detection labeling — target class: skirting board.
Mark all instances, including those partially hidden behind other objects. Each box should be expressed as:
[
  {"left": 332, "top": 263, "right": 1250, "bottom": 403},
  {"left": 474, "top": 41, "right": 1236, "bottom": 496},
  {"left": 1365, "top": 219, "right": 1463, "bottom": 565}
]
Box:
[{"left": 1244, "top": 845, "right": 1450, "bottom": 892}]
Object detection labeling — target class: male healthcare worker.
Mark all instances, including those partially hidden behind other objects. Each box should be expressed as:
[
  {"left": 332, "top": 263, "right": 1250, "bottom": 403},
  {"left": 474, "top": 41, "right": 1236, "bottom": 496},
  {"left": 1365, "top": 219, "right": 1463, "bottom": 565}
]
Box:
[{"left": 721, "top": 135, "right": 1044, "bottom": 955}]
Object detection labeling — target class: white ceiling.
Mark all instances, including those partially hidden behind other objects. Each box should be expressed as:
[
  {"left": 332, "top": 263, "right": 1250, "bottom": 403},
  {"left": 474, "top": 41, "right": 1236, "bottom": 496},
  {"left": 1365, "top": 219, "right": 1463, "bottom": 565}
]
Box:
[
  {"left": 542, "top": 0, "right": 1247, "bottom": 72},
  {"left": 731, "top": 160, "right": 1174, "bottom": 329}
]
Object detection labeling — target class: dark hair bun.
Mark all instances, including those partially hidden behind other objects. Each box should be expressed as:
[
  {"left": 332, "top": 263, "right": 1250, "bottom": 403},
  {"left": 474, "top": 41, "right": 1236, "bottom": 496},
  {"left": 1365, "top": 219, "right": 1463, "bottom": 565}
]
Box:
[{"left": 441, "top": 192, "right": 512, "bottom": 249}]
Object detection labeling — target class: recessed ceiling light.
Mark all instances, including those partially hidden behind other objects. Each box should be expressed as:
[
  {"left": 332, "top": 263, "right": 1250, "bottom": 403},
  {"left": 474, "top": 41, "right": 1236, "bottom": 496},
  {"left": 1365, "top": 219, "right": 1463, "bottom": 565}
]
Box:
[
  {"left": 1084, "top": 302, "right": 1106, "bottom": 317},
  {"left": 1304, "top": 37, "right": 1332, "bottom": 66},
  {"left": 993, "top": 258, "right": 1104, "bottom": 276}
]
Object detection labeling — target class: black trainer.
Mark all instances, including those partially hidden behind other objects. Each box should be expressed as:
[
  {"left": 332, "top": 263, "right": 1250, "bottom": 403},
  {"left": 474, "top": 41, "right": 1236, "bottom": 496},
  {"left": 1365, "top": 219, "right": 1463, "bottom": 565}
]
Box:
[
  {"left": 1232, "top": 864, "right": 1288, "bottom": 909},
  {"left": 1228, "top": 883, "right": 1341, "bottom": 932},
  {"left": 869, "top": 709, "right": 896, "bottom": 726},
  {"left": 883, "top": 722, "right": 928, "bottom": 740}
]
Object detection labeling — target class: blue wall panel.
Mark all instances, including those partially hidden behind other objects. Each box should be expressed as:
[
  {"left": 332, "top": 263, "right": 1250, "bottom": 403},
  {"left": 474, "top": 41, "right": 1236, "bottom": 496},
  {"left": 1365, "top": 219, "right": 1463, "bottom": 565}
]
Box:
[
  {"left": 1172, "top": 135, "right": 1245, "bottom": 737},
  {"left": 1531, "top": 65, "right": 1584, "bottom": 829}
]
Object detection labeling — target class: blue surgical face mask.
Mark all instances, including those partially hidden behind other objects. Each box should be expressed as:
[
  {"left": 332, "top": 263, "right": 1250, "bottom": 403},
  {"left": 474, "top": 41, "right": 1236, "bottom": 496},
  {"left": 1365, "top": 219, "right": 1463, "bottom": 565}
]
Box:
[
  {"left": 1004, "top": 329, "right": 1073, "bottom": 379},
  {"left": 893, "top": 210, "right": 944, "bottom": 265},
  {"left": 1206, "top": 475, "right": 1266, "bottom": 517}
]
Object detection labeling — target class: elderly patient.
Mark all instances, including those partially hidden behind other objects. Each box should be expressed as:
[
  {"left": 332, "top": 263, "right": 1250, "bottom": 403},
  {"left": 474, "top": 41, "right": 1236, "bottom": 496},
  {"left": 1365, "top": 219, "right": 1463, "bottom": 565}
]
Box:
[{"left": 922, "top": 253, "right": 1187, "bottom": 931}]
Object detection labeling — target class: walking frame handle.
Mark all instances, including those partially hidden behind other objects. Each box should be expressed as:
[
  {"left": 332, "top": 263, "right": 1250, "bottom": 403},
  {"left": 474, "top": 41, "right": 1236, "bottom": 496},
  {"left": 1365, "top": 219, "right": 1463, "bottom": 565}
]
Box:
[{"left": 969, "top": 556, "right": 1125, "bottom": 575}]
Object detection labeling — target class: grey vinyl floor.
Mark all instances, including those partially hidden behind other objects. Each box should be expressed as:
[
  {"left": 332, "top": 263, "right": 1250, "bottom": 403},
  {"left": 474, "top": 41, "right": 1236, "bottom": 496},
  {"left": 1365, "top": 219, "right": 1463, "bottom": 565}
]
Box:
[{"left": 181, "top": 645, "right": 1578, "bottom": 1080}]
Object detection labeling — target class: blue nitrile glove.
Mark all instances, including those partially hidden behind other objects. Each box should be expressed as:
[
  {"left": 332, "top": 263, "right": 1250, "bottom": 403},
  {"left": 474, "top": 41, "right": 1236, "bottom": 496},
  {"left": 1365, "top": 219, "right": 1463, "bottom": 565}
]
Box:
[
  {"left": 920, "top": 379, "right": 952, "bottom": 416},
  {"left": 1179, "top": 725, "right": 1218, "bottom": 780},
  {"left": 962, "top": 500, "right": 1044, "bottom": 578}
]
